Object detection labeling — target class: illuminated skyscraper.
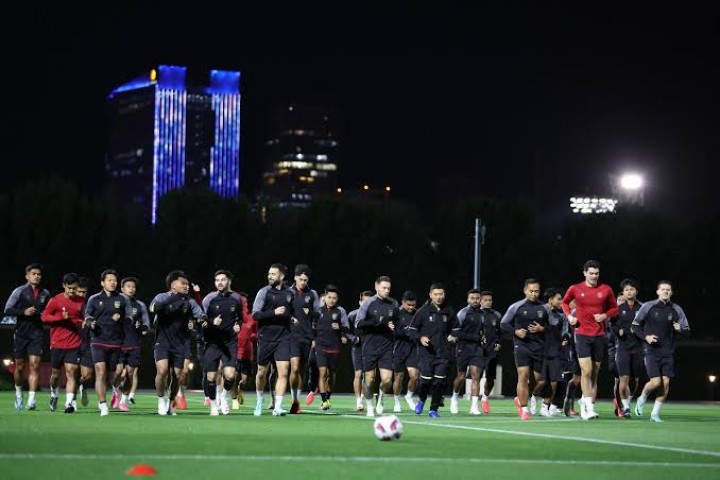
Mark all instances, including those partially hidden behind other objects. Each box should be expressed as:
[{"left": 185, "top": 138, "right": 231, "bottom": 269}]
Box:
[
  {"left": 262, "top": 104, "right": 340, "bottom": 207},
  {"left": 106, "top": 65, "right": 241, "bottom": 223}
]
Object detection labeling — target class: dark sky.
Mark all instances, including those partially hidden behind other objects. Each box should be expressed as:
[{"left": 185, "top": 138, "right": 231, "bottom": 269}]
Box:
[{"left": 4, "top": 4, "right": 718, "bottom": 218}]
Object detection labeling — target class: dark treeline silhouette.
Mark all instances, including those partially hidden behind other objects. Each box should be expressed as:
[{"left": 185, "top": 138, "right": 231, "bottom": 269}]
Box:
[{"left": 1, "top": 176, "right": 718, "bottom": 399}]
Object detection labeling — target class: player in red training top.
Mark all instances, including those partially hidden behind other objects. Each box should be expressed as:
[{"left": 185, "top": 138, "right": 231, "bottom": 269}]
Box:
[{"left": 561, "top": 260, "right": 618, "bottom": 420}]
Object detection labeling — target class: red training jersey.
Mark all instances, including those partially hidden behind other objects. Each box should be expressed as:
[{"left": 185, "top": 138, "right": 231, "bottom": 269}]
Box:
[
  {"left": 562, "top": 282, "right": 618, "bottom": 337},
  {"left": 41, "top": 293, "right": 85, "bottom": 349},
  {"left": 237, "top": 295, "right": 257, "bottom": 359}
]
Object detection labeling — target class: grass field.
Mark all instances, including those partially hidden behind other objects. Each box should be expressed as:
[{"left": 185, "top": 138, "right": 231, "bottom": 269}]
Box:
[{"left": 1, "top": 391, "right": 718, "bottom": 479}]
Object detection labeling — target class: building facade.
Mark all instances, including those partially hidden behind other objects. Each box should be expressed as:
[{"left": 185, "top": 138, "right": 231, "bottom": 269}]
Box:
[
  {"left": 262, "top": 104, "right": 339, "bottom": 207},
  {"left": 106, "top": 65, "right": 241, "bottom": 222}
]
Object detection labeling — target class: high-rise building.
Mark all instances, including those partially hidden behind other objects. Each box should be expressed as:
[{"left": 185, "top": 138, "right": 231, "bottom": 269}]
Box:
[
  {"left": 262, "top": 104, "right": 340, "bottom": 207},
  {"left": 106, "top": 65, "right": 241, "bottom": 223}
]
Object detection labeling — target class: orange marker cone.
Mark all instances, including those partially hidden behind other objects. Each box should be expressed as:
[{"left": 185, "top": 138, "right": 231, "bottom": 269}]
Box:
[{"left": 127, "top": 464, "right": 157, "bottom": 476}]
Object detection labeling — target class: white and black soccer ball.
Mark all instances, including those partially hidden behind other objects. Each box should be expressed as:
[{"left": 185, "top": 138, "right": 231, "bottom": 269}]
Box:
[{"left": 373, "top": 414, "right": 404, "bottom": 441}]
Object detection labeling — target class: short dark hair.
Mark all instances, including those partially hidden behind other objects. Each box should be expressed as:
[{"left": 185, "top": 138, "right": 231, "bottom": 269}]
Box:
[
  {"left": 543, "top": 287, "right": 563, "bottom": 302},
  {"left": 375, "top": 275, "right": 391, "bottom": 284},
  {"left": 583, "top": 260, "right": 601, "bottom": 271},
  {"left": 360, "top": 290, "right": 373, "bottom": 299},
  {"left": 294, "top": 264, "right": 312, "bottom": 277},
  {"left": 62, "top": 272, "right": 79, "bottom": 285},
  {"left": 657, "top": 280, "right": 673, "bottom": 289},
  {"left": 121, "top": 276, "right": 139, "bottom": 288},
  {"left": 620, "top": 278, "right": 638, "bottom": 290},
  {"left": 324, "top": 284, "right": 339, "bottom": 295},
  {"left": 429, "top": 282, "right": 445, "bottom": 292},
  {"left": 270, "top": 263, "right": 288, "bottom": 276},
  {"left": 214, "top": 269, "right": 234, "bottom": 280},
  {"left": 524, "top": 278, "right": 540, "bottom": 288},
  {"left": 100, "top": 269, "right": 118, "bottom": 282},
  {"left": 25, "top": 263, "right": 42, "bottom": 274},
  {"left": 467, "top": 288, "right": 482, "bottom": 296},
  {"left": 77, "top": 276, "right": 90, "bottom": 289},
  {"left": 479, "top": 290, "right": 493, "bottom": 298},
  {"left": 401, "top": 290, "right": 417, "bottom": 302},
  {"left": 165, "top": 270, "right": 188, "bottom": 289}
]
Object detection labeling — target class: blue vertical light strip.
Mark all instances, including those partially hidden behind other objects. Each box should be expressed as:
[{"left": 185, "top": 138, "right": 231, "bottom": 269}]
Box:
[
  {"left": 208, "top": 70, "right": 241, "bottom": 199},
  {"left": 151, "top": 65, "right": 187, "bottom": 223}
]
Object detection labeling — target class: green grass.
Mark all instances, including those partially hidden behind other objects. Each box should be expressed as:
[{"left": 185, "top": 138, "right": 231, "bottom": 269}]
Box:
[{"left": 1, "top": 392, "right": 719, "bottom": 479}]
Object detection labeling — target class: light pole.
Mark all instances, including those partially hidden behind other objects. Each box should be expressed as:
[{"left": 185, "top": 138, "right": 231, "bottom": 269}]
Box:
[{"left": 473, "top": 218, "right": 487, "bottom": 289}]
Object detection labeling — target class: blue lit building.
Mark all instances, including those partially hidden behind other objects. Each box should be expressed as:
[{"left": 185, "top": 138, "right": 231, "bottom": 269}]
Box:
[{"left": 106, "top": 65, "right": 241, "bottom": 223}]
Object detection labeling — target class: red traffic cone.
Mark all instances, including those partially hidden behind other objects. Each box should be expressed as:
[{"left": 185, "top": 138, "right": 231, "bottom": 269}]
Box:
[{"left": 127, "top": 464, "right": 157, "bottom": 476}]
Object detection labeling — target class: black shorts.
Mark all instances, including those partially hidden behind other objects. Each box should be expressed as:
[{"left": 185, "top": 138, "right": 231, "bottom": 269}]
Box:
[
  {"left": 483, "top": 352, "right": 499, "bottom": 380},
  {"left": 574, "top": 334, "right": 605, "bottom": 362},
  {"left": 456, "top": 344, "right": 485, "bottom": 372},
  {"left": 79, "top": 342, "right": 94, "bottom": 368},
  {"left": 616, "top": 348, "right": 644, "bottom": 378},
  {"left": 393, "top": 344, "right": 419, "bottom": 372},
  {"left": 183, "top": 339, "right": 192, "bottom": 361},
  {"left": 202, "top": 341, "right": 238, "bottom": 372},
  {"left": 513, "top": 344, "right": 543, "bottom": 372},
  {"left": 541, "top": 357, "right": 564, "bottom": 382},
  {"left": 316, "top": 351, "right": 339, "bottom": 370},
  {"left": 257, "top": 337, "right": 291, "bottom": 366},
  {"left": 351, "top": 345, "right": 363, "bottom": 372},
  {"left": 290, "top": 337, "right": 312, "bottom": 361},
  {"left": 91, "top": 345, "right": 121, "bottom": 371},
  {"left": 236, "top": 358, "right": 253, "bottom": 376},
  {"left": 154, "top": 342, "right": 186, "bottom": 369},
  {"left": 362, "top": 342, "right": 393, "bottom": 372},
  {"left": 13, "top": 331, "right": 43, "bottom": 358},
  {"left": 50, "top": 347, "right": 80, "bottom": 369},
  {"left": 119, "top": 348, "right": 141, "bottom": 368},
  {"left": 644, "top": 351, "right": 674, "bottom": 379}
]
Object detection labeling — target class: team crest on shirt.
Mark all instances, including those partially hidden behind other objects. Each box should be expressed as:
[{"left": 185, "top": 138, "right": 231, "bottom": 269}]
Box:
[
  {"left": 114, "top": 301, "right": 121, "bottom": 309},
  {"left": 132, "top": 308, "right": 138, "bottom": 315},
  {"left": 332, "top": 313, "right": 338, "bottom": 320},
  {"left": 303, "top": 308, "right": 310, "bottom": 315},
  {"left": 597, "top": 292, "right": 603, "bottom": 298},
  {"left": 492, "top": 320, "right": 497, "bottom": 326},
  {"left": 215, "top": 305, "right": 220, "bottom": 310},
  {"left": 305, "top": 295, "right": 311, "bottom": 304},
  {"left": 388, "top": 310, "right": 394, "bottom": 317},
  {"left": 182, "top": 305, "right": 188, "bottom": 313},
  {"left": 522, "top": 310, "right": 527, "bottom": 316},
  {"left": 286, "top": 295, "right": 292, "bottom": 303},
  {"left": 538, "top": 310, "right": 544, "bottom": 319},
  {"left": 668, "top": 314, "right": 673, "bottom": 321},
  {"left": 442, "top": 315, "right": 448, "bottom": 323},
  {"left": 230, "top": 305, "right": 236, "bottom": 312}
]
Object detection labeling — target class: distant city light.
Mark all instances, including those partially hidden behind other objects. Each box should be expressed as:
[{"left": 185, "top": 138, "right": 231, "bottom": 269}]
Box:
[
  {"left": 620, "top": 173, "right": 644, "bottom": 190},
  {"left": 385, "top": 186, "right": 391, "bottom": 192},
  {"left": 570, "top": 196, "right": 618, "bottom": 214}
]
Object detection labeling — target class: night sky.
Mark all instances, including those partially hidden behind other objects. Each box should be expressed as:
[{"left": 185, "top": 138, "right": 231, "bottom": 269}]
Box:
[{"left": 4, "top": 4, "right": 718, "bottom": 218}]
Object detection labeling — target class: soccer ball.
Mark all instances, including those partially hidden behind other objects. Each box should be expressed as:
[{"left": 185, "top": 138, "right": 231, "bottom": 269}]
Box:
[{"left": 373, "top": 414, "right": 404, "bottom": 441}]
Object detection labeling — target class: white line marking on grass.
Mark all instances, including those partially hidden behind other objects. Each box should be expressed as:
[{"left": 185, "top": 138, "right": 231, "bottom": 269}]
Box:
[
  {"left": 364, "top": 417, "right": 720, "bottom": 459},
  {"left": 0, "top": 453, "right": 717, "bottom": 468}
]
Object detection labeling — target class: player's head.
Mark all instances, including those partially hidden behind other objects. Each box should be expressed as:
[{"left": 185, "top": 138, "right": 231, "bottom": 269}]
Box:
[{"left": 583, "top": 260, "right": 601, "bottom": 286}]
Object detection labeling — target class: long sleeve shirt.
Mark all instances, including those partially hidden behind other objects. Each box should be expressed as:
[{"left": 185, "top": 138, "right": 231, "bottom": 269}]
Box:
[
  {"left": 408, "top": 302, "right": 456, "bottom": 358},
  {"left": 543, "top": 306, "right": 569, "bottom": 358},
  {"left": 562, "top": 282, "right": 618, "bottom": 337},
  {"left": 452, "top": 305, "right": 484, "bottom": 345},
  {"left": 202, "top": 291, "right": 244, "bottom": 343},
  {"left": 610, "top": 301, "right": 642, "bottom": 352},
  {"left": 41, "top": 293, "right": 85, "bottom": 349},
  {"left": 122, "top": 295, "right": 150, "bottom": 349},
  {"left": 631, "top": 299, "right": 690, "bottom": 355},
  {"left": 150, "top": 292, "right": 206, "bottom": 347},
  {"left": 4, "top": 283, "right": 51, "bottom": 339},
  {"left": 314, "top": 305, "right": 349, "bottom": 353},
  {"left": 291, "top": 286, "right": 321, "bottom": 343},
  {"left": 252, "top": 285, "right": 295, "bottom": 342},
  {"left": 84, "top": 291, "right": 134, "bottom": 347},
  {"left": 501, "top": 299, "right": 548, "bottom": 353},
  {"left": 355, "top": 295, "right": 400, "bottom": 350}
]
